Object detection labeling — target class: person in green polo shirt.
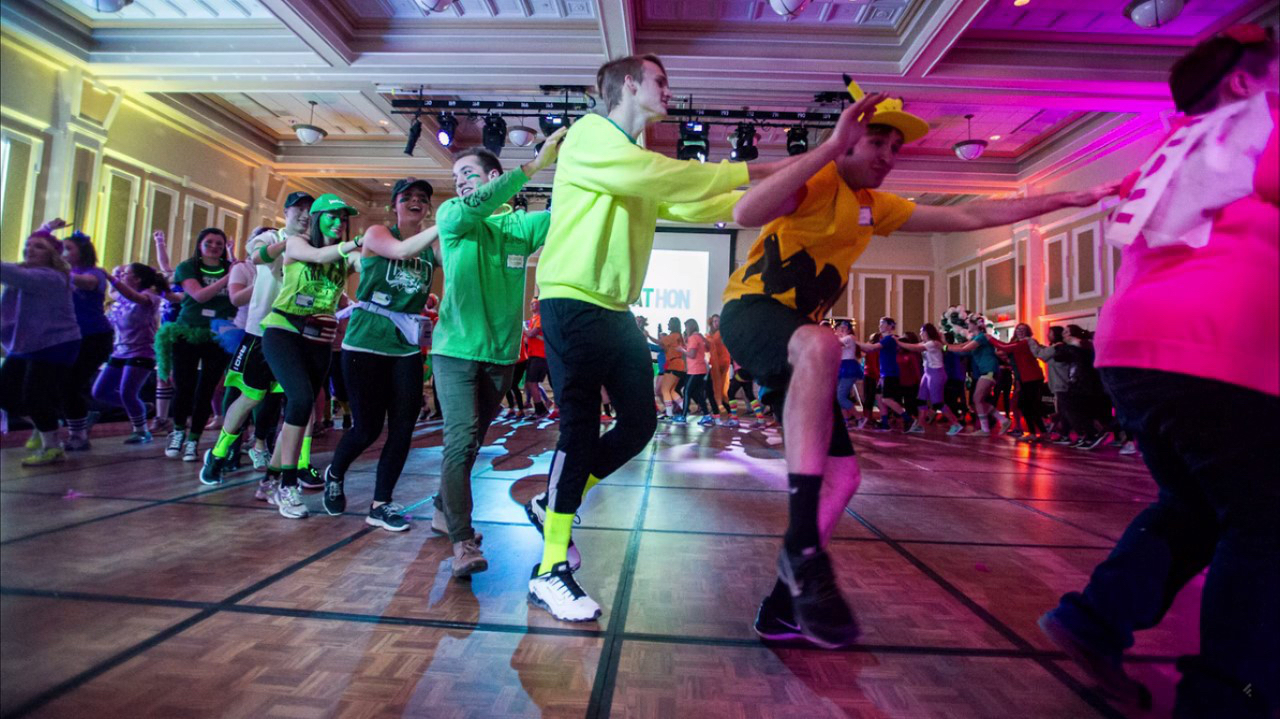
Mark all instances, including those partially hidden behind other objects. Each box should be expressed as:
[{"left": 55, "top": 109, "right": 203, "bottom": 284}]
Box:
[
  {"left": 428, "top": 130, "right": 566, "bottom": 578},
  {"left": 322, "top": 178, "right": 440, "bottom": 533}
]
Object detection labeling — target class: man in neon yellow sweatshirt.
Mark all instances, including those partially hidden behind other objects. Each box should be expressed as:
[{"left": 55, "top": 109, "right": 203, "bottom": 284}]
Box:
[{"left": 526, "top": 54, "right": 798, "bottom": 622}]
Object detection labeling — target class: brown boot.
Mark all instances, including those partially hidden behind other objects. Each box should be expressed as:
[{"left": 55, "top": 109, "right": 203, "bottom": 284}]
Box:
[{"left": 451, "top": 538, "right": 488, "bottom": 578}]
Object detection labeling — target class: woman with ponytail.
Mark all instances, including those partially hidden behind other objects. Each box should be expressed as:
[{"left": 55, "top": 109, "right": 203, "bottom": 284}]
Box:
[{"left": 92, "top": 263, "right": 168, "bottom": 443}]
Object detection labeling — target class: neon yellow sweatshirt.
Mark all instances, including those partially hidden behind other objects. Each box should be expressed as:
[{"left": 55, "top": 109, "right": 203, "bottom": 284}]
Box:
[{"left": 536, "top": 114, "right": 748, "bottom": 311}]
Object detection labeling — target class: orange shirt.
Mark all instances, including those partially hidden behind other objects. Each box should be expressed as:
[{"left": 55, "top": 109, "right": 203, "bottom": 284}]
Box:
[
  {"left": 525, "top": 313, "right": 545, "bottom": 358},
  {"left": 660, "top": 332, "right": 686, "bottom": 372},
  {"left": 707, "top": 330, "right": 731, "bottom": 367}
]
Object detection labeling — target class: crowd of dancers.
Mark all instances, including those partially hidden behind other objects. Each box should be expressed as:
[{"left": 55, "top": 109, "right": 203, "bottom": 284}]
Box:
[{"left": 2, "top": 27, "right": 1276, "bottom": 718}]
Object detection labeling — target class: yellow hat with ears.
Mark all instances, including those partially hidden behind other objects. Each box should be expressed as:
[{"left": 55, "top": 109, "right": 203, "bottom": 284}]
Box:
[{"left": 846, "top": 77, "right": 930, "bottom": 144}]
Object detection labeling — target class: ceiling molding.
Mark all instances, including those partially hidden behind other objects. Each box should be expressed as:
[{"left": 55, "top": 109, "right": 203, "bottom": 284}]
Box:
[
  {"left": 899, "top": 0, "right": 988, "bottom": 77},
  {"left": 595, "top": 0, "right": 634, "bottom": 59},
  {"left": 0, "top": 0, "right": 91, "bottom": 65},
  {"left": 257, "top": 0, "right": 357, "bottom": 67}
]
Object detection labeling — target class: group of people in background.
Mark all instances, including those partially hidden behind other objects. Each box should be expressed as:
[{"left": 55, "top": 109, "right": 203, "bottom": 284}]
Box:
[{"left": 3, "top": 27, "right": 1276, "bottom": 718}]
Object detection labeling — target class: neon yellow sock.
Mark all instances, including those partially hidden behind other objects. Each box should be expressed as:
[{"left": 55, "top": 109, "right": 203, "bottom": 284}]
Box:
[
  {"left": 298, "top": 435, "right": 312, "bottom": 469},
  {"left": 212, "top": 430, "right": 240, "bottom": 459},
  {"left": 582, "top": 473, "right": 603, "bottom": 498},
  {"left": 538, "top": 510, "right": 576, "bottom": 575}
]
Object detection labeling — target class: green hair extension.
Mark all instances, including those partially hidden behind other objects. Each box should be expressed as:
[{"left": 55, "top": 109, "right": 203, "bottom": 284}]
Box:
[{"left": 153, "top": 323, "right": 216, "bottom": 381}]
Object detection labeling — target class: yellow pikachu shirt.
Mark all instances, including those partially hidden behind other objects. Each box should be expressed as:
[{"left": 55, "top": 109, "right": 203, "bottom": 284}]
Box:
[
  {"left": 723, "top": 162, "right": 915, "bottom": 321},
  {"left": 537, "top": 114, "right": 748, "bottom": 312}
]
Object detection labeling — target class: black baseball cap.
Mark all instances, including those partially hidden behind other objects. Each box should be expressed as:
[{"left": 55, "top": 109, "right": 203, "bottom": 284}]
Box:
[
  {"left": 284, "top": 191, "right": 315, "bottom": 209},
  {"left": 392, "top": 178, "right": 434, "bottom": 203}
]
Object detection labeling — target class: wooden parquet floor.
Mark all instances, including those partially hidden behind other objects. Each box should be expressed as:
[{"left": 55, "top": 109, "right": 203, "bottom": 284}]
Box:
[{"left": 0, "top": 416, "right": 1192, "bottom": 718}]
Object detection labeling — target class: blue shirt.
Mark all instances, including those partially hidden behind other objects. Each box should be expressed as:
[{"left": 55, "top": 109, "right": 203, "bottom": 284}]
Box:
[
  {"left": 971, "top": 332, "right": 999, "bottom": 375},
  {"left": 71, "top": 268, "right": 112, "bottom": 336},
  {"left": 878, "top": 335, "right": 900, "bottom": 378}
]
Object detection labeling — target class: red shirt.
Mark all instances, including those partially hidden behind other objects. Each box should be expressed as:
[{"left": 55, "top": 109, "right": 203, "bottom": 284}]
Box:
[{"left": 899, "top": 350, "right": 922, "bottom": 386}]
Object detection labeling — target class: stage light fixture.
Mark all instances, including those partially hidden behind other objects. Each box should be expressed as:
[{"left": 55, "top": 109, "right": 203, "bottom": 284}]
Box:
[
  {"left": 293, "top": 100, "right": 328, "bottom": 146},
  {"left": 730, "top": 124, "right": 758, "bottom": 161},
  {"left": 1124, "top": 0, "right": 1184, "bottom": 28},
  {"left": 436, "top": 112, "right": 458, "bottom": 147},
  {"left": 539, "top": 113, "right": 565, "bottom": 136},
  {"left": 678, "top": 121, "right": 709, "bottom": 162},
  {"left": 786, "top": 126, "right": 809, "bottom": 156},
  {"left": 952, "top": 114, "right": 988, "bottom": 161},
  {"left": 404, "top": 114, "right": 423, "bottom": 156},
  {"left": 482, "top": 115, "right": 507, "bottom": 155}
]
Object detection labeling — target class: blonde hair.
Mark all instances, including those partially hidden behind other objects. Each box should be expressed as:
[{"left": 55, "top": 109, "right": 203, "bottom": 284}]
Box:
[{"left": 24, "top": 231, "right": 71, "bottom": 275}]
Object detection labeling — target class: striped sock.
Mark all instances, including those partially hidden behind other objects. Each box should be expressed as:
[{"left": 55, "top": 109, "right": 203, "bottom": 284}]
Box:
[{"left": 127, "top": 413, "right": 148, "bottom": 433}]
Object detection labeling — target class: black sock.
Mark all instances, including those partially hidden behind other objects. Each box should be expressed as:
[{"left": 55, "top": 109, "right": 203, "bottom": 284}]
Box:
[
  {"left": 535, "top": 401, "right": 548, "bottom": 415},
  {"left": 784, "top": 473, "right": 823, "bottom": 554},
  {"left": 281, "top": 467, "right": 298, "bottom": 488},
  {"left": 603, "top": 403, "right": 614, "bottom": 417}
]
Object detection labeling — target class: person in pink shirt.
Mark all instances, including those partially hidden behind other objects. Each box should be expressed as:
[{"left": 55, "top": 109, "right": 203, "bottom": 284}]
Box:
[
  {"left": 675, "top": 318, "right": 716, "bottom": 425},
  {"left": 1039, "top": 25, "right": 1278, "bottom": 717}
]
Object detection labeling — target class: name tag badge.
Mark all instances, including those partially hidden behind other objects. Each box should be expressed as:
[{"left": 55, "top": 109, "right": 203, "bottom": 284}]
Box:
[
  {"left": 294, "top": 294, "right": 315, "bottom": 309},
  {"left": 507, "top": 254, "right": 526, "bottom": 269},
  {"left": 201, "top": 308, "right": 216, "bottom": 318},
  {"left": 371, "top": 291, "right": 392, "bottom": 306},
  {"left": 858, "top": 206, "right": 874, "bottom": 227}
]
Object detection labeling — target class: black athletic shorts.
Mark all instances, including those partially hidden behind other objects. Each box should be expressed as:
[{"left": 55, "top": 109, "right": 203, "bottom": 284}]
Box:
[
  {"left": 880, "top": 376, "right": 905, "bottom": 405},
  {"left": 224, "top": 333, "right": 280, "bottom": 400},
  {"left": 720, "top": 295, "right": 854, "bottom": 457},
  {"left": 526, "top": 355, "right": 549, "bottom": 383}
]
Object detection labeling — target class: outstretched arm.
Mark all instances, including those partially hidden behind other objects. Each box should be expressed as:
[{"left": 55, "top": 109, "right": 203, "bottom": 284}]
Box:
[{"left": 901, "top": 181, "right": 1121, "bottom": 233}]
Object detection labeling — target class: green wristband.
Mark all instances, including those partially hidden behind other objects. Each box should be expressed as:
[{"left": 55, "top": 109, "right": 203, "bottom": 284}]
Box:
[{"left": 258, "top": 245, "right": 273, "bottom": 263}]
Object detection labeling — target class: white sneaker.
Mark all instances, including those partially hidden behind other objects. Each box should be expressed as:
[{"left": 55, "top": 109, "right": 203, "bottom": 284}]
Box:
[
  {"left": 249, "top": 446, "right": 271, "bottom": 471},
  {"left": 273, "top": 484, "right": 309, "bottom": 519},
  {"left": 528, "top": 562, "right": 601, "bottom": 622},
  {"left": 525, "top": 492, "right": 582, "bottom": 571},
  {"left": 181, "top": 439, "right": 199, "bottom": 462},
  {"left": 165, "top": 430, "right": 185, "bottom": 458}
]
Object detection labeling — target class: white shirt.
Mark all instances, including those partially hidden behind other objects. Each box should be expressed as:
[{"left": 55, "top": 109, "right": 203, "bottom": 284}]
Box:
[
  {"left": 244, "top": 230, "right": 285, "bottom": 337},
  {"left": 923, "top": 340, "right": 944, "bottom": 369}
]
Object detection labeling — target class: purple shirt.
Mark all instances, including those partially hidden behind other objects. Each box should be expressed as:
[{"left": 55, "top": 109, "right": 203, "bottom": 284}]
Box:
[
  {"left": 0, "top": 263, "right": 82, "bottom": 355},
  {"left": 108, "top": 294, "right": 159, "bottom": 359}
]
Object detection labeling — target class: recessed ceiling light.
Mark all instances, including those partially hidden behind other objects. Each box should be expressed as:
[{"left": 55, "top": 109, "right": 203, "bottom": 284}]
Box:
[
  {"left": 382, "top": 182, "right": 391, "bottom": 187},
  {"left": 1013, "top": 0, "right": 1030, "bottom": 6},
  {"left": 989, "top": 134, "right": 1002, "bottom": 140},
  {"left": 378, "top": 119, "right": 390, "bottom": 125},
  {"left": 907, "top": 197, "right": 916, "bottom": 201}
]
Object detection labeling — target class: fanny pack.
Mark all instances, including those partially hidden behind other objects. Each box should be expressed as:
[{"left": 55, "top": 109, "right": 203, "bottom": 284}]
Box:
[
  {"left": 273, "top": 310, "right": 337, "bottom": 344},
  {"left": 355, "top": 303, "right": 433, "bottom": 347}
]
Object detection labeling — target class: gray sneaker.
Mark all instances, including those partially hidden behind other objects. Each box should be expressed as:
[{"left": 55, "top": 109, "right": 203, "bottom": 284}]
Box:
[{"left": 273, "top": 484, "right": 309, "bottom": 519}]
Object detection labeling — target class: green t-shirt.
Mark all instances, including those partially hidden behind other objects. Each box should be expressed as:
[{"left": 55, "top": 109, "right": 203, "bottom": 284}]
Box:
[
  {"left": 343, "top": 227, "right": 436, "bottom": 356},
  {"left": 971, "top": 332, "right": 999, "bottom": 375},
  {"left": 260, "top": 260, "right": 346, "bottom": 334},
  {"left": 173, "top": 258, "right": 236, "bottom": 328},
  {"left": 432, "top": 169, "right": 549, "bottom": 365}
]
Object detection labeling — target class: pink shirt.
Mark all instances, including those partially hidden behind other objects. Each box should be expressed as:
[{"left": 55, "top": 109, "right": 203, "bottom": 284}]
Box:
[
  {"left": 684, "top": 332, "right": 709, "bottom": 375},
  {"left": 1095, "top": 107, "right": 1278, "bottom": 397}
]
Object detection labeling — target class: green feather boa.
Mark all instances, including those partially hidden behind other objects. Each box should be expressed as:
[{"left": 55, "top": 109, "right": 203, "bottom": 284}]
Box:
[{"left": 153, "top": 323, "right": 216, "bottom": 382}]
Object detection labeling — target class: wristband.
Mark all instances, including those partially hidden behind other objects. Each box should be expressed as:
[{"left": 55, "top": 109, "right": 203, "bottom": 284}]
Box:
[
  {"left": 258, "top": 245, "right": 273, "bottom": 263},
  {"left": 354, "top": 236, "right": 364, "bottom": 249}
]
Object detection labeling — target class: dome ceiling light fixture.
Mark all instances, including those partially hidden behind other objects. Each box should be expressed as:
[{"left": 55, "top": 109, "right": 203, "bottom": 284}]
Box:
[
  {"left": 952, "top": 114, "right": 988, "bottom": 161},
  {"left": 1123, "top": 0, "right": 1185, "bottom": 28},
  {"left": 507, "top": 125, "right": 536, "bottom": 147},
  {"left": 293, "top": 100, "right": 328, "bottom": 146}
]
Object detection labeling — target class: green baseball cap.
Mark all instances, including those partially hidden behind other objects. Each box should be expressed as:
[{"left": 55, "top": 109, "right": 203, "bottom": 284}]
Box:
[{"left": 309, "top": 193, "right": 359, "bottom": 216}]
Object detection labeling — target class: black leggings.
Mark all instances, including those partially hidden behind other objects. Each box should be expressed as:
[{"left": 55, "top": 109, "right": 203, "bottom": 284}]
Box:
[
  {"left": 171, "top": 337, "right": 231, "bottom": 435},
  {"left": 682, "top": 373, "right": 718, "bottom": 415},
  {"left": 0, "top": 354, "right": 74, "bottom": 433},
  {"left": 727, "top": 375, "right": 755, "bottom": 407},
  {"left": 262, "top": 328, "right": 332, "bottom": 427},
  {"left": 1017, "top": 379, "right": 1047, "bottom": 434},
  {"left": 328, "top": 350, "right": 347, "bottom": 402},
  {"left": 507, "top": 359, "right": 528, "bottom": 411},
  {"left": 944, "top": 379, "right": 968, "bottom": 421},
  {"left": 329, "top": 350, "right": 423, "bottom": 503},
  {"left": 64, "top": 331, "right": 112, "bottom": 421}
]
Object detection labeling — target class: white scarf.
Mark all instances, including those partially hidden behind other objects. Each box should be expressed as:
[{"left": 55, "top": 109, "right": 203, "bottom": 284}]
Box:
[{"left": 1106, "top": 92, "right": 1274, "bottom": 250}]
